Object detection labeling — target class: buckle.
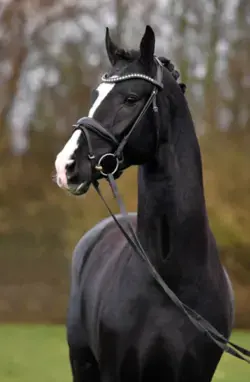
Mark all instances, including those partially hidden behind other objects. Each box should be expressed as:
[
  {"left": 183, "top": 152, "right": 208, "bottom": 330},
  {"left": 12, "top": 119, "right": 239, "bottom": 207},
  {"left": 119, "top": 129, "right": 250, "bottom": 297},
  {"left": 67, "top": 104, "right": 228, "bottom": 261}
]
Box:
[{"left": 95, "top": 153, "right": 119, "bottom": 176}]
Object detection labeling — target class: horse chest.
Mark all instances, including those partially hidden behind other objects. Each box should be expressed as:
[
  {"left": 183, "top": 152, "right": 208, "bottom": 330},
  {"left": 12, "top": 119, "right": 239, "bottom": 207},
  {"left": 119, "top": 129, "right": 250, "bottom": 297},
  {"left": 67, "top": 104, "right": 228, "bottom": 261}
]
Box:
[
  {"left": 81, "top": 251, "right": 186, "bottom": 349},
  {"left": 83, "top": 260, "right": 147, "bottom": 333}
]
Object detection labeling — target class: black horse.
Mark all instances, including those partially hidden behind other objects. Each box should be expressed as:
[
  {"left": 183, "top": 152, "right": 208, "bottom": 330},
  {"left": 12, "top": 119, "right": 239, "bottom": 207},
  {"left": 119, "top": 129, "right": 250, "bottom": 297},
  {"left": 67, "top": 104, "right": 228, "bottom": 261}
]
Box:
[{"left": 55, "top": 26, "right": 234, "bottom": 381}]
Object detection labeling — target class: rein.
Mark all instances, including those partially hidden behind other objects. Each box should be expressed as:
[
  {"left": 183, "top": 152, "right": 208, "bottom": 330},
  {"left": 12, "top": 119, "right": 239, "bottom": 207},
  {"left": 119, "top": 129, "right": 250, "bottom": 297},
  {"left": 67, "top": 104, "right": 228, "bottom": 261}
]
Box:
[
  {"left": 94, "top": 175, "right": 250, "bottom": 364},
  {"left": 74, "top": 58, "right": 250, "bottom": 363}
]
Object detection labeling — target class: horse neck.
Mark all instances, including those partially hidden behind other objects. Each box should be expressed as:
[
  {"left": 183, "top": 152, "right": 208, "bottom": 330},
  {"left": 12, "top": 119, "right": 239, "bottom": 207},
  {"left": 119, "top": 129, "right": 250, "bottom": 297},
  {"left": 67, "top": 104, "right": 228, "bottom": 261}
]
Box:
[{"left": 136, "top": 86, "right": 211, "bottom": 286}]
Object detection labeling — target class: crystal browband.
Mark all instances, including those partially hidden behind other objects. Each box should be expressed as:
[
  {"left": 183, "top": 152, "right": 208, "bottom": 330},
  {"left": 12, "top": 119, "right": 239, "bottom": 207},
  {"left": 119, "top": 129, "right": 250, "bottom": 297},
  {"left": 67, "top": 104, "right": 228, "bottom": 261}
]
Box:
[{"left": 101, "top": 73, "right": 164, "bottom": 89}]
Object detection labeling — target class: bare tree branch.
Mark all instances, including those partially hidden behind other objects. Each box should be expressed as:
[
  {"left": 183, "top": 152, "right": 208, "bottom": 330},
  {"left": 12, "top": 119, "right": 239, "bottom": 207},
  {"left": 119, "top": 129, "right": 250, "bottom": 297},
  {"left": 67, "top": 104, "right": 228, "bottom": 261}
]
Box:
[{"left": 0, "top": 1, "right": 28, "bottom": 134}]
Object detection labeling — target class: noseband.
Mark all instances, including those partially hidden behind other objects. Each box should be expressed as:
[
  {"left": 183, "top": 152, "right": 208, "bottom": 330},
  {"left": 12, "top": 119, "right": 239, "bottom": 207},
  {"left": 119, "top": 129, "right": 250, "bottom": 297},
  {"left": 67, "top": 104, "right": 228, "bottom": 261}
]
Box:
[{"left": 72, "top": 57, "right": 164, "bottom": 178}]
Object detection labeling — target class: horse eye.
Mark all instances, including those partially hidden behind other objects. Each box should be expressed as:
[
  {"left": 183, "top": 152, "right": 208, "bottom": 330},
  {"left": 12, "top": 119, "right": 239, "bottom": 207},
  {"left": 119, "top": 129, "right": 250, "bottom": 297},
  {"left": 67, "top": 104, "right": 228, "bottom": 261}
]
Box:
[{"left": 125, "top": 94, "right": 139, "bottom": 105}]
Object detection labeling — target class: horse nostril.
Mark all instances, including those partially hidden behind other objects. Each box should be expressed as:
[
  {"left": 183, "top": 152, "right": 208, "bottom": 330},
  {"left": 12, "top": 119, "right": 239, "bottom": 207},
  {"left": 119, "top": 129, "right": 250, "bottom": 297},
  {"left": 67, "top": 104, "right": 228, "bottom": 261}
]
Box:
[
  {"left": 66, "top": 160, "right": 76, "bottom": 177},
  {"left": 67, "top": 174, "right": 78, "bottom": 184},
  {"left": 66, "top": 159, "right": 75, "bottom": 170},
  {"left": 66, "top": 160, "right": 79, "bottom": 184}
]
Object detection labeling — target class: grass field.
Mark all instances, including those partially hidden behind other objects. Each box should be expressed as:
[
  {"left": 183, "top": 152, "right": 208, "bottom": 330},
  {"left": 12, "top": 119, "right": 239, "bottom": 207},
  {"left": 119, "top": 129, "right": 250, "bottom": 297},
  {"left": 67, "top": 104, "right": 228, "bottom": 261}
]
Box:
[{"left": 0, "top": 325, "right": 249, "bottom": 381}]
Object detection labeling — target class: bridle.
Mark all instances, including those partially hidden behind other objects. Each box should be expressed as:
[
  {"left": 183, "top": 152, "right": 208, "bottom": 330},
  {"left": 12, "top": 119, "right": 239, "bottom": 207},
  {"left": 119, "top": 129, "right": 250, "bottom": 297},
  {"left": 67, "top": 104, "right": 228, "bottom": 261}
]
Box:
[
  {"left": 71, "top": 58, "right": 250, "bottom": 364},
  {"left": 73, "top": 57, "right": 164, "bottom": 178}
]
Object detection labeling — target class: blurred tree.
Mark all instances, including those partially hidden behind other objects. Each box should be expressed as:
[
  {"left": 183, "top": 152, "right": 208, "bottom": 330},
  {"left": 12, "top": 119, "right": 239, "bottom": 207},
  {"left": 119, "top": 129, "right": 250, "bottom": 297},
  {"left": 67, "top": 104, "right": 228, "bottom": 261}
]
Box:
[
  {"left": 0, "top": 1, "right": 27, "bottom": 135},
  {"left": 223, "top": 0, "right": 250, "bottom": 132},
  {"left": 203, "top": 0, "right": 224, "bottom": 131},
  {"left": 114, "top": 0, "right": 128, "bottom": 45}
]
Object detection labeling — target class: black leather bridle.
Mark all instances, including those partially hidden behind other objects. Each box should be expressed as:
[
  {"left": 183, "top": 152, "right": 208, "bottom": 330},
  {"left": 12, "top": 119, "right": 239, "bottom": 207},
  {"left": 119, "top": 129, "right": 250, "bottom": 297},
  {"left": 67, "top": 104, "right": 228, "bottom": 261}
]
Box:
[
  {"left": 72, "top": 58, "right": 250, "bottom": 364},
  {"left": 73, "top": 57, "right": 164, "bottom": 178}
]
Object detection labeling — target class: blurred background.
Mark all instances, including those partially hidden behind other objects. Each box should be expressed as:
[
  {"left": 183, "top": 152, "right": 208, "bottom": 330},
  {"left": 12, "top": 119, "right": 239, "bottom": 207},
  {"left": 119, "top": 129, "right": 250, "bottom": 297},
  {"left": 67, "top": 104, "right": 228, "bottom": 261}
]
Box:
[{"left": 0, "top": 0, "right": 249, "bottom": 381}]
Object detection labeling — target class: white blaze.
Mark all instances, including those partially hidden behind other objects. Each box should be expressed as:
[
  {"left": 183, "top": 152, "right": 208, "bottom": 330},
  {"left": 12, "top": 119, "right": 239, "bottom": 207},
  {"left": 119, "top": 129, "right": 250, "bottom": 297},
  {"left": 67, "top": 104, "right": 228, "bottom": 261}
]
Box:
[
  {"left": 55, "top": 130, "right": 81, "bottom": 188},
  {"left": 55, "top": 81, "right": 115, "bottom": 188},
  {"left": 88, "top": 82, "right": 115, "bottom": 118}
]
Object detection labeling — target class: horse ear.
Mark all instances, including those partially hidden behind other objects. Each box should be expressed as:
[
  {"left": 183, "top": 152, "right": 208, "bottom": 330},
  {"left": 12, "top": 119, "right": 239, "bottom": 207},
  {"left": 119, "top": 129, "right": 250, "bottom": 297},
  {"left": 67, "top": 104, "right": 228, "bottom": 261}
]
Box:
[
  {"left": 139, "top": 25, "right": 155, "bottom": 69},
  {"left": 105, "top": 27, "right": 118, "bottom": 66}
]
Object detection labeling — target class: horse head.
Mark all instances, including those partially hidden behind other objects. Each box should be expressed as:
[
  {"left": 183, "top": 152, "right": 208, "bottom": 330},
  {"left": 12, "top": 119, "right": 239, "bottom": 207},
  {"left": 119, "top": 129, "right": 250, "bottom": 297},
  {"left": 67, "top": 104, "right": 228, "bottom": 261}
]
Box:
[{"left": 55, "top": 26, "right": 184, "bottom": 195}]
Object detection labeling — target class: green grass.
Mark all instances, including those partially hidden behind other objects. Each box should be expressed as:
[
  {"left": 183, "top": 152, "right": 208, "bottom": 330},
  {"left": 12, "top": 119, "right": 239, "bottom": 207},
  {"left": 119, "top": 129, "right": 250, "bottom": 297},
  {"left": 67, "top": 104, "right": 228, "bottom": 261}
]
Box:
[
  {"left": 0, "top": 325, "right": 249, "bottom": 381},
  {"left": 213, "top": 330, "right": 250, "bottom": 382},
  {"left": 0, "top": 325, "right": 70, "bottom": 382}
]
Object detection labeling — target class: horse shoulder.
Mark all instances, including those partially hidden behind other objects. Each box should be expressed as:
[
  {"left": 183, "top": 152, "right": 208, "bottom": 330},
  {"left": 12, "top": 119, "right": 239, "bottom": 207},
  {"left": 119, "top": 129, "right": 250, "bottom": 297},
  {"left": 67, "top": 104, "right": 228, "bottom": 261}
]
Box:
[{"left": 71, "top": 212, "right": 137, "bottom": 279}]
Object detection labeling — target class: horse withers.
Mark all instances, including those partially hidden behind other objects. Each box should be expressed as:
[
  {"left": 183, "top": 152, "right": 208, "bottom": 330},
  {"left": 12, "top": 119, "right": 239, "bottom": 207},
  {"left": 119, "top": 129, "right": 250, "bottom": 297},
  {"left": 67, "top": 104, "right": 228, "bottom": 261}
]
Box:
[{"left": 55, "top": 26, "right": 234, "bottom": 381}]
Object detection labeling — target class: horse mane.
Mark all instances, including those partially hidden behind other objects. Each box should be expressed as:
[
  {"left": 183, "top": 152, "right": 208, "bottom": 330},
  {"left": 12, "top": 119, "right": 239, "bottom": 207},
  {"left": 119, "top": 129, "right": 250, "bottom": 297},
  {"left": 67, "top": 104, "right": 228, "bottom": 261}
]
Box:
[
  {"left": 157, "top": 56, "right": 187, "bottom": 94},
  {"left": 114, "top": 49, "right": 187, "bottom": 94}
]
